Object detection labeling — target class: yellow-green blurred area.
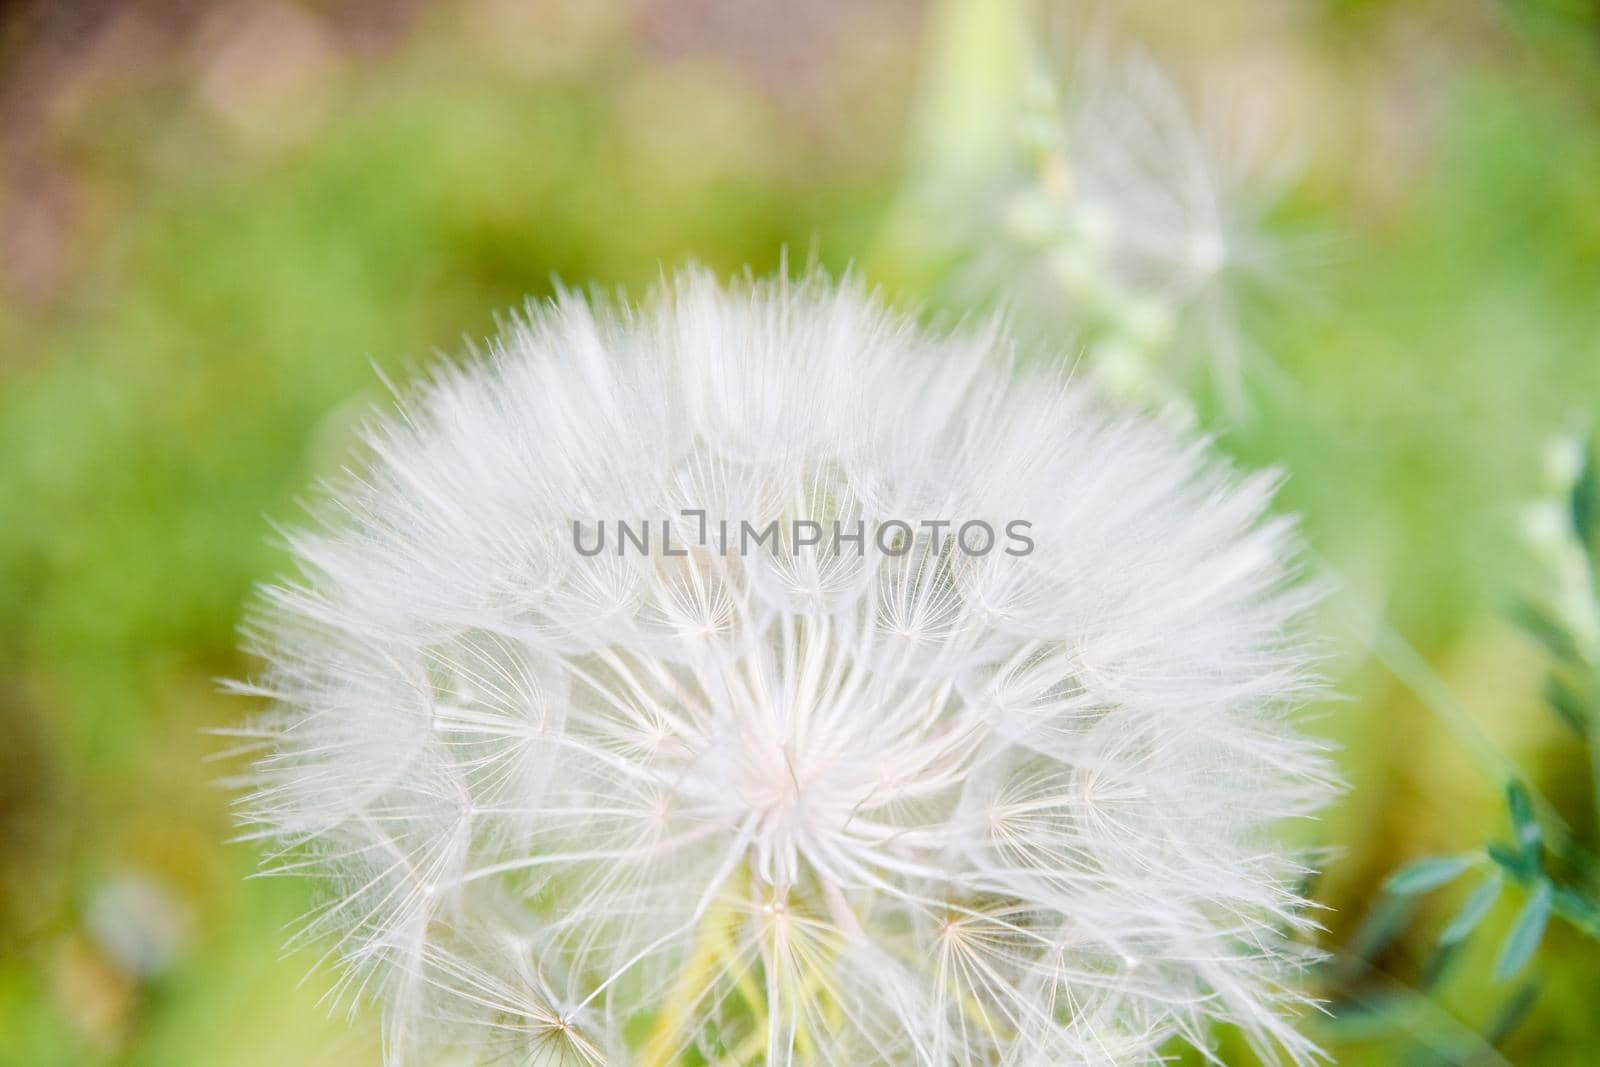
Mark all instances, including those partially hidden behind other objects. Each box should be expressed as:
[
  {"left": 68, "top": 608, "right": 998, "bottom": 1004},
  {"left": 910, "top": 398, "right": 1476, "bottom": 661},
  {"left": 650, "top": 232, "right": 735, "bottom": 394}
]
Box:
[{"left": 0, "top": 1, "right": 1598, "bottom": 1064}]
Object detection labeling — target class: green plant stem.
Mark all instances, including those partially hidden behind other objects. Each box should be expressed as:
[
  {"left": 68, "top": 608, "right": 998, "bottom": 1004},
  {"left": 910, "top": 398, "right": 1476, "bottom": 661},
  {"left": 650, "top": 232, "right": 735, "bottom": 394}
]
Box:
[{"left": 1352, "top": 608, "right": 1598, "bottom": 875}]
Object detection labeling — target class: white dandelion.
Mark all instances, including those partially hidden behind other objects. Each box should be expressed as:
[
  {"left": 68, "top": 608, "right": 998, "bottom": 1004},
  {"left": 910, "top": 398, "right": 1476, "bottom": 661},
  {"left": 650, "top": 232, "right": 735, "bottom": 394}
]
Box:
[
  {"left": 230, "top": 269, "right": 1334, "bottom": 1066},
  {"left": 983, "top": 37, "right": 1297, "bottom": 419}
]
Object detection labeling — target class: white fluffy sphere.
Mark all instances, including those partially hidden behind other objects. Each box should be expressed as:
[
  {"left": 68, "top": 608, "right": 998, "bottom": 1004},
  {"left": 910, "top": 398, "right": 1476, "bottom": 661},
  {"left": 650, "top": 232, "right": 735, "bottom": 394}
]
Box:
[{"left": 236, "top": 270, "right": 1333, "bottom": 1066}]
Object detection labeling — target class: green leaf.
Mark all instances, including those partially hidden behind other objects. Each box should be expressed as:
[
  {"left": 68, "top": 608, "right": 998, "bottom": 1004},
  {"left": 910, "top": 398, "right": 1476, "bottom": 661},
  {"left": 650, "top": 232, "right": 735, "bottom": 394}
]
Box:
[
  {"left": 1385, "top": 854, "right": 1477, "bottom": 896},
  {"left": 1440, "top": 872, "right": 1503, "bottom": 945},
  {"left": 1495, "top": 880, "right": 1553, "bottom": 982},
  {"left": 1544, "top": 672, "right": 1592, "bottom": 735},
  {"left": 1513, "top": 601, "right": 1583, "bottom": 664},
  {"left": 1571, "top": 445, "right": 1597, "bottom": 551},
  {"left": 1507, "top": 781, "right": 1543, "bottom": 868}
]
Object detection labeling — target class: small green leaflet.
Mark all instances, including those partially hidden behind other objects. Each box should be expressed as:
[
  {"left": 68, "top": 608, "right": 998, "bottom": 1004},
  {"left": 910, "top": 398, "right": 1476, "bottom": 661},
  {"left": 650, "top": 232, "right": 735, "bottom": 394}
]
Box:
[
  {"left": 1385, "top": 853, "right": 1477, "bottom": 896},
  {"left": 1495, "top": 880, "right": 1553, "bottom": 982},
  {"left": 1440, "top": 872, "right": 1503, "bottom": 946}
]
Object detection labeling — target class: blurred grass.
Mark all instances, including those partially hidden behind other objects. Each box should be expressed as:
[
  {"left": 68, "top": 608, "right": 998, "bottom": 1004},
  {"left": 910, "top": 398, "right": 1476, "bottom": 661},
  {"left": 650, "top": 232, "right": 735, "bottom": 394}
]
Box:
[
  {"left": 1, "top": 1, "right": 1598, "bottom": 1064},
  {"left": 0, "top": 14, "right": 909, "bottom": 1064}
]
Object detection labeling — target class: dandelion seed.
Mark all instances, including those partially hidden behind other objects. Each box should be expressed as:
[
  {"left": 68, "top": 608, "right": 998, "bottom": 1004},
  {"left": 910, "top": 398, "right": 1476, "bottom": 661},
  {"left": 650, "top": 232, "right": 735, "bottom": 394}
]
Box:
[{"left": 235, "top": 269, "right": 1333, "bottom": 1064}]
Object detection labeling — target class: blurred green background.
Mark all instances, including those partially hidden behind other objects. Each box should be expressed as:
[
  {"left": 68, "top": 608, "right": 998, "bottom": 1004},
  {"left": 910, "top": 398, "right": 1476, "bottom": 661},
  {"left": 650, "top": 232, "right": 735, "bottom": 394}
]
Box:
[{"left": 1, "top": 1, "right": 1598, "bottom": 1063}]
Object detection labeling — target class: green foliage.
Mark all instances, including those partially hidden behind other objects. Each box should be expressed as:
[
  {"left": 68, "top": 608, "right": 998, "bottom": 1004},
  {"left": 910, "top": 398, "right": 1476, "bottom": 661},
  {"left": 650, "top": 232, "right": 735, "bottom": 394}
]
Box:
[
  {"left": 3, "top": 5, "right": 1600, "bottom": 1066},
  {"left": 1570, "top": 449, "right": 1597, "bottom": 551},
  {"left": 1385, "top": 855, "right": 1480, "bottom": 896},
  {"left": 1359, "top": 431, "right": 1600, "bottom": 1052},
  {"left": 1495, "top": 882, "right": 1553, "bottom": 982},
  {"left": 1440, "top": 873, "right": 1502, "bottom": 946}
]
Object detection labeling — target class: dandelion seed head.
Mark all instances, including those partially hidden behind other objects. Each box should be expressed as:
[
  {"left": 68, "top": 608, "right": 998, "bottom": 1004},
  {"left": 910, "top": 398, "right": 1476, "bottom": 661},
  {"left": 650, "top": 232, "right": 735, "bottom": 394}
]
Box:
[
  {"left": 977, "top": 35, "right": 1302, "bottom": 420},
  {"left": 237, "top": 269, "right": 1333, "bottom": 1065}
]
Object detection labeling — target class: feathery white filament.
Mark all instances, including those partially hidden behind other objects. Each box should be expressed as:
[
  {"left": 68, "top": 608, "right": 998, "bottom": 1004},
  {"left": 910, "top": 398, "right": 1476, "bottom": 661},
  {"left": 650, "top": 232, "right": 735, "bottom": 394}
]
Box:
[{"left": 234, "top": 270, "right": 1332, "bottom": 1065}]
